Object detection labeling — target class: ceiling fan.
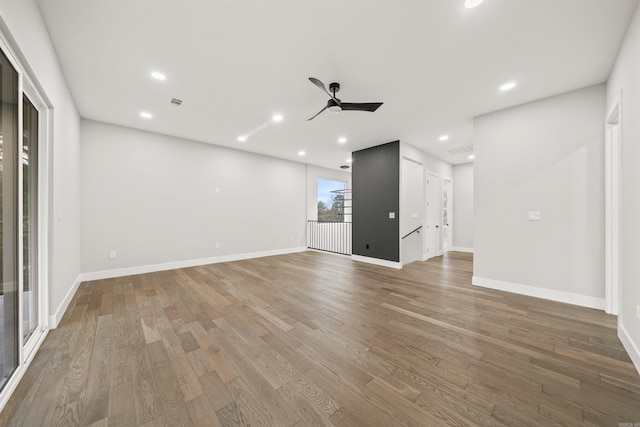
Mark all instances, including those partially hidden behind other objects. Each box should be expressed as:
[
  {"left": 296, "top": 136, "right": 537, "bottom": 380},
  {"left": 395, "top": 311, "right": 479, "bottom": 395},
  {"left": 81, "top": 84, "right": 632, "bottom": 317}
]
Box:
[{"left": 307, "top": 77, "right": 383, "bottom": 121}]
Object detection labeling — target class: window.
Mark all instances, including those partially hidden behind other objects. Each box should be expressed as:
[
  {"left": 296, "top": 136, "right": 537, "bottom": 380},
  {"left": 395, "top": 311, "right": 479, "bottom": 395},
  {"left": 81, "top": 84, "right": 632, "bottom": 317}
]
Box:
[{"left": 317, "top": 178, "right": 346, "bottom": 222}]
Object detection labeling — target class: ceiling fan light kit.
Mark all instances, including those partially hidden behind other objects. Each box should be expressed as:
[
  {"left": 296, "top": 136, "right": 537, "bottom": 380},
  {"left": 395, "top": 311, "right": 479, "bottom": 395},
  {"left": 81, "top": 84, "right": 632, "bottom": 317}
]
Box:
[
  {"left": 307, "top": 77, "right": 383, "bottom": 121},
  {"left": 327, "top": 100, "right": 342, "bottom": 113},
  {"left": 465, "top": 0, "right": 484, "bottom": 8}
]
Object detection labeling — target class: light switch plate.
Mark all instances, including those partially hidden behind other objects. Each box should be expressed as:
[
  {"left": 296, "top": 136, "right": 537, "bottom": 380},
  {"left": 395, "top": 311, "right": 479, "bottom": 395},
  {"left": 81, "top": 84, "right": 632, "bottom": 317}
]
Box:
[
  {"left": 389, "top": 212, "right": 396, "bottom": 219},
  {"left": 528, "top": 211, "right": 541, "bottom": 221}
]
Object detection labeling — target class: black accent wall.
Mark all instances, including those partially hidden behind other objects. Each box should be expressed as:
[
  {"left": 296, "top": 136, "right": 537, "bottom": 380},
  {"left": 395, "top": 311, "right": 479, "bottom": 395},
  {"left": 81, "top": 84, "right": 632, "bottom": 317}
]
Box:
[{"left": 352, "top": 141, "right": 400, "bottom": 262}]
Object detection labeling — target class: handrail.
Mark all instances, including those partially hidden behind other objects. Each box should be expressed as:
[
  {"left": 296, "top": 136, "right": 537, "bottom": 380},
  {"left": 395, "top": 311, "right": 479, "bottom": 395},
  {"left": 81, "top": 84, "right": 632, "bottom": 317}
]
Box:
[{"left": 402, "top": 226, "right": 422, "bottom": 240}]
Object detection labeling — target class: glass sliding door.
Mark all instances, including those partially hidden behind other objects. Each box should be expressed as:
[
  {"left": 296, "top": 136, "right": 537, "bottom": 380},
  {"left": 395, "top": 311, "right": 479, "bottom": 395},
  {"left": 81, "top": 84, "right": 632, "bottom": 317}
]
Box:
[
  {"left": 22, "top": 96, "right": 37, "bottom": 342},
  {"left": 0, "top": 47, "right": 19, "bottom": 392},
  {"left": 0, "top": 32, "right": 48, "bottom": 410}
]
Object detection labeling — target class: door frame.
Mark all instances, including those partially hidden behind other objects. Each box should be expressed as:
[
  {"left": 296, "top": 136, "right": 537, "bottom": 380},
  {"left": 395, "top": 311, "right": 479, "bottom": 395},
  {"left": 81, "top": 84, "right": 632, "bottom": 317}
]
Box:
[
  {"left": 21, "top": 80, "right": 51, "bottom": 360},
  {"left": 605, "top": 91, "right": 621, "bottom": 315},
  {"left": 424, "top": 171, "right": 440, "bottom": 260}
]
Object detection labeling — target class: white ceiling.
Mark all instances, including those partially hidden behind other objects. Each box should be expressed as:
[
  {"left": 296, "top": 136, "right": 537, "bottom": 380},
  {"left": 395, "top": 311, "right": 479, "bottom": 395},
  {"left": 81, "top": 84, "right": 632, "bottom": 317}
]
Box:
[{"left": 36, "top": 0, "right": 638, "bottom": 170}]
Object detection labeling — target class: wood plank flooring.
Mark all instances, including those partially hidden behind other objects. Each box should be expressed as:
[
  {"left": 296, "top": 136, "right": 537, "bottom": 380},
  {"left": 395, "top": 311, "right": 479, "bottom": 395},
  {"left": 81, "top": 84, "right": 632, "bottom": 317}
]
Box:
[{"left": 1, "top": 251, "right": 639, "bottom": 426}]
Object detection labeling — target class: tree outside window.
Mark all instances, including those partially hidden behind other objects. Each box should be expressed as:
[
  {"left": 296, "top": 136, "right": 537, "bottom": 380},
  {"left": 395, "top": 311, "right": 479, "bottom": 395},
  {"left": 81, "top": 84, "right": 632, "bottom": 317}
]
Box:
[{"left": 317, "top": 178, "right": 346, "bottom": 222}]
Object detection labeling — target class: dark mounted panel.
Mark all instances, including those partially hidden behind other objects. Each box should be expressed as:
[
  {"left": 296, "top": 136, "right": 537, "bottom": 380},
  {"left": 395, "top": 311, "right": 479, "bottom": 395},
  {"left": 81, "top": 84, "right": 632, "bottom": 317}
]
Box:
[{"left": 352, "top": 141, "right": 400, "bottom": 262}]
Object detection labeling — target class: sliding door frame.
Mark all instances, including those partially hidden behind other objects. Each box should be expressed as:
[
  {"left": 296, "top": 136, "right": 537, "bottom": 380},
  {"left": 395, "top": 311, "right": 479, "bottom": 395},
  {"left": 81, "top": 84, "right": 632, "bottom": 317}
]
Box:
[
  {"left": 21, "top": 80, "right": 50, "bottom": 361},
  {"left": 0, "top": 24, "right": 51, "bottom": 411}
]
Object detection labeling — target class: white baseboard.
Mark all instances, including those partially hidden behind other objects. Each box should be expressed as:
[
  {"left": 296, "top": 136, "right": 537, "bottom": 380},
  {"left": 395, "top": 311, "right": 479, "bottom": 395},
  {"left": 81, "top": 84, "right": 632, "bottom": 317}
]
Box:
[
  {"left": 472, "top": 276, "right": 605, "bottom": 310},
  {"left": 619, "top": 321, "right": 640, "bottom": 376},
  {"left": 452, "top": 247, "right": 474, "bottom": 253},
  {"left": 351, "top": 254, "right": 402, "bottom": 269},
  {"left": 80, "top": 247, "right": 307, "bottom": 282},
  {"left": 49, "top": 274, "right": 83, "bottom": 329}
]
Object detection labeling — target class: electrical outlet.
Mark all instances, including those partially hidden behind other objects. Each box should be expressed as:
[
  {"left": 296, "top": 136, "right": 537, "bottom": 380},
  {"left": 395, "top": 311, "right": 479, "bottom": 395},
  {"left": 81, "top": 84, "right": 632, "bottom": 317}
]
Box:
[
  {"left": 636, "top": 305, "right": 640, "bottom": 323},
  {"left": 216, "top": 243, "right": 220, "bottom": 249},
  {"left": 528, "top": 211, "right": 541, "bottom": 221},
  {"left": 109, "top": 251, "right": 116, "bottom": 259}
]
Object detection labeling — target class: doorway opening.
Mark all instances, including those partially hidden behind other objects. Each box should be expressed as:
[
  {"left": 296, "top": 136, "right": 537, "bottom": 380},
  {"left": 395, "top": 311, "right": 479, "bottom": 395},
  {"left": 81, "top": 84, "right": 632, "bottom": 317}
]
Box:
[{"left": 401, "top": 157, "right": 423, "bottom": 265}]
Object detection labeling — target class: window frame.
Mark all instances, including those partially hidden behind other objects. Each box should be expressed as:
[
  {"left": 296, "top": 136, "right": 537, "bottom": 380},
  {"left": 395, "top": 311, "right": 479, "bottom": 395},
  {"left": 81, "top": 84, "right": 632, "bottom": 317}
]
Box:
[{"left": 317, "top": 177, "right": 348, "bottom": 223}]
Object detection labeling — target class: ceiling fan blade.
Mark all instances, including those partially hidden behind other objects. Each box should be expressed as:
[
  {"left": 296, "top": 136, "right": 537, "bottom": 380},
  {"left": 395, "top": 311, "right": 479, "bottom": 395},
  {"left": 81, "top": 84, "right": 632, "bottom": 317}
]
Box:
[
  {"left": 308, "top": 77, "right": 340, "bottom": 103},
  {"left": 340, "top": 102, "right": 383, "bottom": 112},
  {"left": 307, "top": 105, "right": 328, "bottom": 121}
]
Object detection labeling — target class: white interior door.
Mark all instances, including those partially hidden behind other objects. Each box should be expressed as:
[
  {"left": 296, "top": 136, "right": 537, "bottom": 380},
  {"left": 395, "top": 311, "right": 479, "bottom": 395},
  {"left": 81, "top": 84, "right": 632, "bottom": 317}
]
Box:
[
  {"left": 425, "top": 173, "right": 440, "bottom": 260},
  {"left": 442, "top": 177, "right": 452, "bottom": 252}
]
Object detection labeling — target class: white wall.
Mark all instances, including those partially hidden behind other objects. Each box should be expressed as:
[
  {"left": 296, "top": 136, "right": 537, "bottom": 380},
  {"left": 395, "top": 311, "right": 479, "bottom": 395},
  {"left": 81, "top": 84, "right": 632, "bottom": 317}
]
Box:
[
  {"left": 81, "top": 120, "right": 307, "bottom": 275},
  {"left": 401, "top": 142, "right": 453, "bottom": 179},
  {"left": 607, "top": 3, "right": 640, "bottom": 372},
  {"left": 0, "top": 0, "right": 82, "bottom": 325},
  {"left": 474, "top": 84, "right": 606, "bottom": 308},
  {"left": 452, "top": 162, "right": 474, "bottom": 251},
  {"left": 305, "top": 165, "right": 351, "bottom": 221}
]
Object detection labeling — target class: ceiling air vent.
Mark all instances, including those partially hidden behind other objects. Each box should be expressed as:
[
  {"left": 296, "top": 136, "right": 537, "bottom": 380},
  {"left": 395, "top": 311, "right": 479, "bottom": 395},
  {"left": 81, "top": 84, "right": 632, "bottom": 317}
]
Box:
[
  {"left": 170, "top": 98, "right": 183, "bottom": 106},
  {"left": 445, "top": 145, "right": 474, "bottom": 155}
]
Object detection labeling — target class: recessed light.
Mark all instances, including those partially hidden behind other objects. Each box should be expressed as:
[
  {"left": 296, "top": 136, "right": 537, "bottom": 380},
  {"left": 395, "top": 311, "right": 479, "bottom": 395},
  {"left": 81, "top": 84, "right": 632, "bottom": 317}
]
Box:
[
  {"left": 272, "top": 113, "right": 284, "bottom": 122},
  {"left": 151, "top": 71, "right": 166, "bottom": 81},
  {"left": 298, "top": 150, "right": 306, "bottom": 156},
  {"left": 237, "top": 135, "right": 247, "bottom": 142},
  {"left": 338, "top": 137, "right": 347, "bottom": 144},
  {"left": 465, "top": 0, "right": 484, "bottom": 8},
  {"left": 346, "top": 158, "right": 353, "bottom": 163},
  {"left": 439, "top": 135, "right": 449, "bottom": 141},
  {"left": 468, "top": 154, "right": 476, "bottom": 160},
  {"left": 140, "top": 111, "right": 153, "bottom": 119},
  {"left": 500, "top": 81, "right": 516, "bottom": 91}
]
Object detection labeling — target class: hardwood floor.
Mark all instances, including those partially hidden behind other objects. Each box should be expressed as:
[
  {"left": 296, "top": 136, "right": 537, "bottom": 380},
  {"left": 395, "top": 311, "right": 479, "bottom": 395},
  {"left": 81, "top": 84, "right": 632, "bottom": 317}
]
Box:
[{"left": 1, "top": 251, "right": 639, "bottom": 426}]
